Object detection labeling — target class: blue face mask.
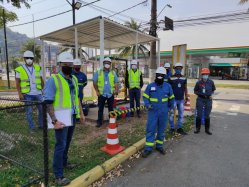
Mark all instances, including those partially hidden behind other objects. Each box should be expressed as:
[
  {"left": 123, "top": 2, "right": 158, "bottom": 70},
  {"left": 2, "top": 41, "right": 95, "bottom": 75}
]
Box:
[
  {"left": 202, "top": 75, "right": 209, "bottom": 80},
  {"left": 175, "top": 69, "right": 181, "bottom": 75}
]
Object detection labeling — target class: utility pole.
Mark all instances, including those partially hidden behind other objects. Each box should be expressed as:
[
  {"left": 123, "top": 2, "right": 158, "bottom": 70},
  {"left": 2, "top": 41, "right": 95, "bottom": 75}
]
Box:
[
  {"left": 3, "top": 8, "right": 10, "bottom": 89},
  {"left": 149, "top": 0, "right": 157, "bottom": 81},
  {"left": 72, "top": 0, "right": 76, "bottom": 25}
]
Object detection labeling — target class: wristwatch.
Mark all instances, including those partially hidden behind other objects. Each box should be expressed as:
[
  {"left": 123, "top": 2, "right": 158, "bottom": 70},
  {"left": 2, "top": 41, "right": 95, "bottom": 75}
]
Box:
[{"left": 52, "top": 119, "right": 58, "bottom": 125}]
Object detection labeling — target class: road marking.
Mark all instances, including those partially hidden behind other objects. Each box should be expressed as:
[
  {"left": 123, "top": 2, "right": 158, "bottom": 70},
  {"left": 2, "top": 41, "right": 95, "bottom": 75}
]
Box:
[
  {"left": 226, "top": 112, "right": 238, "bottom": 116},
  {"left": 229, "top": 105, "right": 240, "bottom": 111}
]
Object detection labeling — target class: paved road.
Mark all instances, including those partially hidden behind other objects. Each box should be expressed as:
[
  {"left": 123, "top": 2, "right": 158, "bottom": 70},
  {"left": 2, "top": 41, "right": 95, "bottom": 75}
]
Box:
[{"left": 103, "top": 88, "right": 249, "bottom": 187}]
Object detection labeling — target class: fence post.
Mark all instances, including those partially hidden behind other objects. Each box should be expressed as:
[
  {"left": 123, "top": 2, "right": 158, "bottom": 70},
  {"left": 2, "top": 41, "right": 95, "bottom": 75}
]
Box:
[{"left": 42, "top": 102, "right": 49, "bottom": 186}]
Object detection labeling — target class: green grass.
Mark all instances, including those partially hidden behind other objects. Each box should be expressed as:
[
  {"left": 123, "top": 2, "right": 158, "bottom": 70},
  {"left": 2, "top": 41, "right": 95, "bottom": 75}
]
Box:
[
  {"left": 0, "top": 86, "right": 16, "bottom": 91},
  {"left": 0, "top": 108, "right": 194, "bottom": 186}
]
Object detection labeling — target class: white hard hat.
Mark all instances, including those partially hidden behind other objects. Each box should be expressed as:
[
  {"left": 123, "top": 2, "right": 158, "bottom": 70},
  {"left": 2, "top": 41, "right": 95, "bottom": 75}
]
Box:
[
  {"left": 164, "top": 62, "right": 170, "bottom": 68},
  {"left": 58, "top": 52, "right": 74, "bottom": 63},
  {"left": 73, "top": 58, "right": 82, "bottom": 66},
  {"left": 130, "top": 60, "right": 138, "bottom": 65},
  {"left": 156, "top": 67, "right": 166, "bottom": 75},
  {"left": 175, "top": 62, "right": 183, "bottom": 68},
  {"left": 23, "top": 51, "right": 34, "bottom": 58},
  {"left": 103, "top": 57, "right": 112, "bottom": 63}
]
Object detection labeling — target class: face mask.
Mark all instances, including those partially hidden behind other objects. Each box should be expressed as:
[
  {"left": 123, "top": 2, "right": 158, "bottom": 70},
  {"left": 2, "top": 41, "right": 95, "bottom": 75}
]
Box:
[
  {"left": 202, "top": 75, "right": 209, "bottom": 80},
  {"left": 104, "top": 64, "right": 110, "bottom": 69},
  {"left": 175, "top": 69, "right": 181, "bottom": 75},
  {"left": 62, "top": 66, "right": 73, "bottom": 75},
  {"left": 25, "top": 59, "right": 33, "bottom": 65},
  {"left": 155, "top": 75, "right": 164, "bottom": 85},
  {"left": 74, "top": 67, "right": 81, "bottom": 72},
  {"left": 131, "top": 65, "right": 137, "bottom": 70}
]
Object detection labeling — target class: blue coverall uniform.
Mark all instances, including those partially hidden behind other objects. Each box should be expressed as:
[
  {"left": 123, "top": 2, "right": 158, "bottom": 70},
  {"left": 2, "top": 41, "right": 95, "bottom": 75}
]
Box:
[
  {"left": 169, "top": 74, "right": 187, "bottom": 129},
  {"left": 194, "top": 79, "right": 216, "bottom": 120},
  {"left": 143, "top": 82, "right": 175, "bottom": 151},
  {"left": 72, "top": 70, "right": 87, "bottom": 104}
]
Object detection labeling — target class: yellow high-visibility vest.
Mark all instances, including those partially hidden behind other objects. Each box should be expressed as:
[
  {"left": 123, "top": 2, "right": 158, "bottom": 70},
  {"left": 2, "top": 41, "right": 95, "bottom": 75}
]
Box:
[
  {"left": 15, "top": 64, "right": 42, "bottom": 94},
  {"left": 97, "top": 69, "right": 115, "bottom": 95},
  {"left": 52, "top": 74, "right": 80, "bottom": 118},
  {"left": 128, "top": 69, "right": 141, "bottom": 89}
]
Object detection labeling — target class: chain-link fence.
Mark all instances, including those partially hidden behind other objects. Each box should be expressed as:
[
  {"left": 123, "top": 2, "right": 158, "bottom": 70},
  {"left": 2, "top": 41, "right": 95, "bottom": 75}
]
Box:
[{"left": 0, "top": 97, "right": 48, "bottom": 187}]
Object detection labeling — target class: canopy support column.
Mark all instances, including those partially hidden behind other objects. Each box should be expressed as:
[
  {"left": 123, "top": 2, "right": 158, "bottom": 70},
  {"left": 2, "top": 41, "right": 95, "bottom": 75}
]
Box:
[{"left": 100, "top": 18, "right": 104, "bottom": 68}]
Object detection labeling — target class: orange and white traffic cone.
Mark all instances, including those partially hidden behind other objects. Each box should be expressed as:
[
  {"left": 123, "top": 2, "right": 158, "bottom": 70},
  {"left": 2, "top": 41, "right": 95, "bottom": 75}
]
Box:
[
  {"left": 184, "top": 95, "right": 191, "bottom": 111},
  {"left": 101, "top": 117, "right": 125, "bottom": 155}
]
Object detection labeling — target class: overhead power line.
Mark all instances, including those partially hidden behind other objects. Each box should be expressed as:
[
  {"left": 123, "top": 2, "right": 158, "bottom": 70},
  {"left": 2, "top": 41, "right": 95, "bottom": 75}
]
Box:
[
  {"left": 108, "top": 0, "right": 148, "bottom": 18},
  {"left": 8, "top": 0, "right": 101, "bottom": 27}
]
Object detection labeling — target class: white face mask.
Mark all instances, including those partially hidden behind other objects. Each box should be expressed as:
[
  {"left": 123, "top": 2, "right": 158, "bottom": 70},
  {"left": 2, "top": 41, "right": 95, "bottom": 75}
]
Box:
[
  {"left": 25, "top": 59, "right": 33, "bottom": 65},
  {"left": 104, "top": 64, "right": 110, "bottom": 69},
  {"left": 131, "top": 65, "right": 137, "bottom": 70}
]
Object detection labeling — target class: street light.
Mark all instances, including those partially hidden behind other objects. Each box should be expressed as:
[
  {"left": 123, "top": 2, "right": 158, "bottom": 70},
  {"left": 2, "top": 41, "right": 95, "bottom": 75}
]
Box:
[{"left": 66, "top": 0, "right": 82, "bottom": 25}]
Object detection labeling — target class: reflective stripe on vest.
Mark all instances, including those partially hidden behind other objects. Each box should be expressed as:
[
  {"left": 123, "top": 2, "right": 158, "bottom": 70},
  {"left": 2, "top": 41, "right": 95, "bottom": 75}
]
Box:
[
  {"left": 128, "top": 69, "right": 141, "bottom": 88},
  {"left": 97, "top": 70, "right": 115, "bottom": 95},
  {"left": 52, "top": 74, "right": 80, "bottom": 118},
  {"left": 15, "top": 64, "right": 42, "bottom": 94}
]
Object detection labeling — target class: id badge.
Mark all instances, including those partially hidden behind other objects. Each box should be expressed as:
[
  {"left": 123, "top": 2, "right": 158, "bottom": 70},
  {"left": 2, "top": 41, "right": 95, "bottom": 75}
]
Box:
[
  {"left": 203, "top": 88, "right": 206, "bottom": 94},
  {"left": 151, "top": 87, "right": 156, "bottom": 91},
  {"left": 178, "top": 83, "right": 181, "bottom": 88},
  {"left": 105, "top": 81, "right": 108, "bottom": 85}
]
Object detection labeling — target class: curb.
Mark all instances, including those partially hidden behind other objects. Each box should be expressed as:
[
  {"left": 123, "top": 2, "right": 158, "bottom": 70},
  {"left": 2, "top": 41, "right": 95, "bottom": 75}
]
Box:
[{"left": 67, "top": 138, "right": 146, "bottom": 187}]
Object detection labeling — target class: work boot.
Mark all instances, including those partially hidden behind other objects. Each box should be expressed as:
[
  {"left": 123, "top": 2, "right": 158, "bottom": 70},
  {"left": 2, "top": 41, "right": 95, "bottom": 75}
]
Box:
[
  {"left": 169, "top": 128, "right": 175, "bottom": 135},
  {"left": 194, "top": 118, "right": 201, "bottom": 134},
  {"left": 205, "top": 118, "right": 212, "bottom": 135},
  {"left": 96, "top": 122, "right": 102, "bottom": 128},
  {"left": 141, "top": 150, "right": 152, "bottom": 158},
  {"left": 55, "top": 177, "right": 71, "bottom": 186},
  {"left": 156, "top": 147, "right": 166, "bottom": 155},
  {"left": 177, "top": 128, "right": 187, "bottom": 135}
]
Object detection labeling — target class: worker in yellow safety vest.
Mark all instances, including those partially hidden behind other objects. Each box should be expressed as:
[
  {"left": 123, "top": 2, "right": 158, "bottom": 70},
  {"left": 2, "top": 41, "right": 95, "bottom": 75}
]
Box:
[
  {"left": 93, "top": 57, "right": 119, "bottom": 128},
  {"left": 125, "top": 59, "right": 143, "bottom": 117},
  {"left": 44, "top": 52, "right": 85, "bottom": 186},
  {"left": 15, "top": 50, "right": 44, "bottom": 132}
]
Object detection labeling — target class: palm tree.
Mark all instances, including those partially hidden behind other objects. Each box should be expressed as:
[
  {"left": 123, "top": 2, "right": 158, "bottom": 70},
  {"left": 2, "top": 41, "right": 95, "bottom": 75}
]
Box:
[
  {"left": 118, "top": 19, "right": 149, "bottom": 59},
  {"left": 239, "top": 0, "right": 248, "bottom": 4}
]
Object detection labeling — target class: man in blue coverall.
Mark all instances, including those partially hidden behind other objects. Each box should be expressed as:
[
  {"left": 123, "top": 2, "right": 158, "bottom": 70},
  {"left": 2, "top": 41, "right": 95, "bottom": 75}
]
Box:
[
  {"left": 164, "top": 62, "right": 172, "bottom": 83},
  {"left": 93, "top": 57, "right": 119, "bottom": 128},
  {"left": 72, "top": 58, "right": 87, "bottom": 106},
  {"left": 194, "top": 68, "right": 216, "bottom": 135},
  {"left": 169, "top": 62, "right": 188, "bottom": 135},
  {"left": 142, "top": 67, "right": 175, "bottom": 158}
]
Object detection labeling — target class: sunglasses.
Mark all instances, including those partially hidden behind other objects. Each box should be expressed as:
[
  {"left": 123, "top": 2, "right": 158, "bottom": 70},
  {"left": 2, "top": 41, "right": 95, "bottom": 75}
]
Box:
[{"left": 25, "top": 57, "right": 34, "bottom": 60}]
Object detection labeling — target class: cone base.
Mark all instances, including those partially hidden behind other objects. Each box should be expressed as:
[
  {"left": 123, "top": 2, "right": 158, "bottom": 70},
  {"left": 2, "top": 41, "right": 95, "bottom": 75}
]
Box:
[{"left": 101, "top": 145, "right": 125, "bottom": 155}]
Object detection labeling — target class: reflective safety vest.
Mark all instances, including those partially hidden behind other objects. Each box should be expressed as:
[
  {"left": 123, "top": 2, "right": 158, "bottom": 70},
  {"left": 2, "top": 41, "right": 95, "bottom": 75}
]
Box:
[
  {"left": 97, "top": 69, "right": 115, "bottom": 95},
  {"left": 128, "top": 69, "right": 141, "bottom": 89},
  {"left": 52, "top": 74, "right": 80, "bottom": 118},
  {"left": 15, "top": 64, "right": 42, "bottom": 94}
]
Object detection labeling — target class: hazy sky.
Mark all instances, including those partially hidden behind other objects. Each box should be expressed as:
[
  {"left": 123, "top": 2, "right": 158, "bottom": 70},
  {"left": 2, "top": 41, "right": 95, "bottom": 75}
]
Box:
[{"left": 1, "top": 0, "right": 249, "bottom": 50}]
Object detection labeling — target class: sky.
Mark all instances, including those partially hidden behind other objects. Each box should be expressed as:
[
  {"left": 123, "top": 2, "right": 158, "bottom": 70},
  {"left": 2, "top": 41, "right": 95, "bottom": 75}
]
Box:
[{"left": 1, "top": 0, "right": 249, "bottom": 50}]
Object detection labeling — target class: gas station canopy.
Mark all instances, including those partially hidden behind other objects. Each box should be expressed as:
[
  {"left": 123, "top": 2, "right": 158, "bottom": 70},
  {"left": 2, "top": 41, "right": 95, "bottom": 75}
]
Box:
[{"left": 39, "top": 16, "right": 158, "bottom": 50}]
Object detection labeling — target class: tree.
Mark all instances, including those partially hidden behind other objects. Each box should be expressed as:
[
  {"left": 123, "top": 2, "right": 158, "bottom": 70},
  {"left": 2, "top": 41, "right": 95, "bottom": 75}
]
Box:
[
  {"left": 21, "top": 40, "right": 41, "bottom": 63},
  {"left": 0, "top": 7, "right": 18, "bottom": 27},
  {"left": 239, "top": 0, "right": 248, "bottom": 4},
  {"left": 118, "top": 19, "right": 149, "bottom": 59},
  {"left": 0, "top": 0, "right": 31, "bottom": 8}
]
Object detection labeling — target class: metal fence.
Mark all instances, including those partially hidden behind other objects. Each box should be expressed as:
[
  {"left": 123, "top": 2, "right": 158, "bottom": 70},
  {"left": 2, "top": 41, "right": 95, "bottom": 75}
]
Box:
[{"left": 0, "top": 97, "right": 48, "bottom": 187}]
